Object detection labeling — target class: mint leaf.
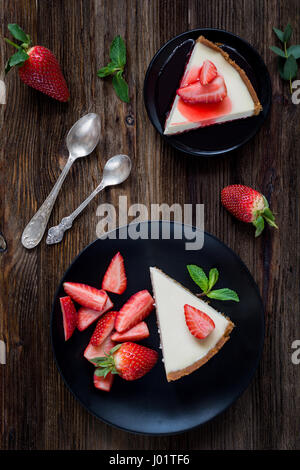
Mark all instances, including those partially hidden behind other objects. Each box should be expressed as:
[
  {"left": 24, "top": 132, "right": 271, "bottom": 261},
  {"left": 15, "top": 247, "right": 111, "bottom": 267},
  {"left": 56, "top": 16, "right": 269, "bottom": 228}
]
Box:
[
  {"left": 253, "top": 215, "right": 265, "bottom": 237},
  {"left": 283, "top": 23, "right": 293, "bottom": 43},
  {"left": 207, "top": 288, "right": 240, "bottom": 302},
  {"left": 287, "top": 45, "right": 300, "bottom": 59},
  {"left": 273, "top": 27, "right": 284, "bottom": 42},
  {"left": 208, "top": 268, "right": 219, "bottom": 291},
  {"left": 112, "top": 72, "right": 129, "bottom": 103},
  {"left": 187, "top": 265, "right": 209, "bottom": 292},
  {"left": 9, "top": 49, "right": 29, "bottom": 67},
  {"left": 8, "top": 23, "right": 29, "bottom": 44},
  {"left": 97, "top": 62, "right": 117, "bottom": 78},
  {"left": 283, "top": 54, "right": 298, "bottom": 80},
  {"left": 270, "top": 46, "right": 286, "bottom": 58},
  {"left": 110, "top": 35, "right": 126, "bottom": 67}
]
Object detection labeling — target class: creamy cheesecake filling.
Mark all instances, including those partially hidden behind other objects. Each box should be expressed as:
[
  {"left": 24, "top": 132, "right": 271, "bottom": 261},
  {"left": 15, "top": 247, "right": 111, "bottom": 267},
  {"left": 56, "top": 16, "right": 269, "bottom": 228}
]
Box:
[
  {"left": 164, "top": 39, "right": 258, "bottom": 135},
  {"left": 150, "top": 267, "right": 232, "bottom": 376}
]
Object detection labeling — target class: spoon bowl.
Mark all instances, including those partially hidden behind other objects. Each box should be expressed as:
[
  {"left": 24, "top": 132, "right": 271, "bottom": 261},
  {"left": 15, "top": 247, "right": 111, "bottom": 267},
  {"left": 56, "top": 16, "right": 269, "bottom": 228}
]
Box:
[
  {"left": 66, "top": 113, "right": 101, "bottom": 159},
  {"left": 102, "top": 154, "right": 132, "bottom": 187}
]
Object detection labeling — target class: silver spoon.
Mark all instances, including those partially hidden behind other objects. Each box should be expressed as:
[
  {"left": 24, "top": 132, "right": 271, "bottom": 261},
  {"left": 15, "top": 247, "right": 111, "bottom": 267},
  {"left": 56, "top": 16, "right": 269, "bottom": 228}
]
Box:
[
  {"left": 46, "top": 154, "right": 132, "bottom": 245},
  {"left": 21, "top": 113, "right": 101, "bottom": 249}
]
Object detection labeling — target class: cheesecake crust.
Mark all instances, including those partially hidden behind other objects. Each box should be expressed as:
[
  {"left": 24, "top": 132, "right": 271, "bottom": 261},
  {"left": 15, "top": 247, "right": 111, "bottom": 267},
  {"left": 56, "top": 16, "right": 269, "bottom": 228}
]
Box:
[
  {"left": 196, "top": 36, "right": 262, "bottom": 116},
  {"left": 166, "top": 320, "right": 235, "bottom": 382}
]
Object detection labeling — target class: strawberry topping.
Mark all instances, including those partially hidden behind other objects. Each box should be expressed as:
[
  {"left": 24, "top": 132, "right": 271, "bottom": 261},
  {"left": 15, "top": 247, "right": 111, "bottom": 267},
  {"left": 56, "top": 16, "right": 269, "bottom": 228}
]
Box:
[
  {"left": 184, "top": 304, "right": 215, "bottom": 339},
  {"left": 177, "top": 75, "right": 227, "bottom": 104},
  {"left": 199, "top": 60, "right": 218, "bottom": 85}
]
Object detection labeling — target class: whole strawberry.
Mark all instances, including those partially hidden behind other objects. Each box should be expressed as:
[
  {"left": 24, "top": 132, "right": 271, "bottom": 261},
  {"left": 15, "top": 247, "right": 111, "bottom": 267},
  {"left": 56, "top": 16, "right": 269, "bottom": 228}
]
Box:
[
  {"left": 221, "top": 184, "right": 278, "bottom": 237},
  {"left": 93, "top": 342, "right": 158, "bottom": 381},
  {"left": 4, "top": 24, "right": 69, "bottom": 102}
]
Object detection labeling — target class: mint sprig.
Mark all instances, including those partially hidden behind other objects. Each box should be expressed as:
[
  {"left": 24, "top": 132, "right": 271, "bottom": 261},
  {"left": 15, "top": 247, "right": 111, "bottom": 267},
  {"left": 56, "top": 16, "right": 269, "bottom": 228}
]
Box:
[
  {"left": 97, "top": 35, "right": 129, "bottom": 103},
  {"left": 270, "top": 24, "right": 300, "bottom": 94},
  {"left": 187, "top": 265, "right": 240, "bottom": 302}
]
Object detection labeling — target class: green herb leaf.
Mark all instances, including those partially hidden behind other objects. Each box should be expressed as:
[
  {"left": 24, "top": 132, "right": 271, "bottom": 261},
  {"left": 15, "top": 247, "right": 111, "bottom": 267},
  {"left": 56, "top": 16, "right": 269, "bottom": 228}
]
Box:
[
  {"left": 287, "top": 45, "right": 300, "bottom": 59},
  {"left": 97, "top": 62, "right": 118, "bottom": 78},
  {"left": 273, "top": 27, "right": 285, "bottom": 42},
  {"left": 283, "top": 23, "right": 293, "bottom": 43},
  {"left": 208, "top": 268, "right": 219, "bottom": 291},
  {"left": 8, "top": 49, "right": 29, "bottom": 67},
  {"left": 8, "top": 23, "right": 29, "bottom": 44},
  {"left": 112, "top": 71, "right": 130, "bottom": 103},
  {"left": 277, "top": 57, "right": 286, "bottom": 79},
  {"left": 270, "top": 46, "right": 286, "bottom": 58},
  {"left": 253, "top": 215, "right": 265, "bottom": 237},
  {"left": 187, "top": 264, "right": 209, "bottom": 293},
  {"left": 110, "top": 35, "right": 126, "bottom": 67},
  {"left": 283, "top": 54, "right": 298, "bottom": 80},
  {"left": 207, "top": 288, "right": 240, "bottom": 302}
]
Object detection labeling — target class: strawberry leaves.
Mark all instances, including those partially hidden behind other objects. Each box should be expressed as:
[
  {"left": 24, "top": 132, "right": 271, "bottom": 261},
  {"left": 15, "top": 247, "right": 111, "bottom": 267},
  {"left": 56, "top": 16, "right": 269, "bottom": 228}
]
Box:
[
  {"left": 97, "top": 35, "right": 130, "bottom": 103},
  {"left": 270, "top": 24, "right": 300, "bottom": 93},
  {"left": 4, "top": 24, "right": 31, "bottom": 73},
  {"left": 187, "top": 265, "right": 240, "bottom": 302}
]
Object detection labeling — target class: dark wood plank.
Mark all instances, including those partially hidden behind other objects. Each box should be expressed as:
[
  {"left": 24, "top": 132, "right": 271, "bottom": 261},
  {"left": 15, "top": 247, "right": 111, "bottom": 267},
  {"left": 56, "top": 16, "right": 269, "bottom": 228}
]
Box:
[{"left": 0, "top": 0, "right": 299, "bottom": 450}]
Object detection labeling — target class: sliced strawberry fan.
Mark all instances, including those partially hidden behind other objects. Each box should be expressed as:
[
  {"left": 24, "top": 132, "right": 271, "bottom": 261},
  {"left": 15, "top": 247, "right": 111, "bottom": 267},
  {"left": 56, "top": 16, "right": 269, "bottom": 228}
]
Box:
[
  {"left": 102, "top": 252, "right": 127, "bottom": 294},
  {"left": 111, "top": 321, "right": 150, "bottom": 342},
  {"left": 84, "top": 335, "right": 116, "bottom": 365},
  {"left": 93, "top": 371, "right": 114, "bottom": 392},
  {"left": 63, "top": 282, "right": 108, "bottom": 311},
  {"left": 77, "top": 296, "right": 113, "bottom": 331},
  {"left": 115, "top": 290, "right": 154, "bottom": 333},
  {"left": 60, "top": 296, "right": 77, "bottom": 341},
  {"left": 90, "top": 311, "right": 118, "bottom": 346}
]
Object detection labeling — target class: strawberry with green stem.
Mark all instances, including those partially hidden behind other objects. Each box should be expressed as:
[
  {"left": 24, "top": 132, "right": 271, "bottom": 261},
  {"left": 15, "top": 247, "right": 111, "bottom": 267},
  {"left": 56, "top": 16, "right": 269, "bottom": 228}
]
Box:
[
  {"left": 221, "top": 185, "right": 278, "bottom": 237},
  {"left": 93, "top": 342, "right": 158, "bottom": 381},
  {"left": 4, "top": 23, "right": 69, "bottom": 102}
]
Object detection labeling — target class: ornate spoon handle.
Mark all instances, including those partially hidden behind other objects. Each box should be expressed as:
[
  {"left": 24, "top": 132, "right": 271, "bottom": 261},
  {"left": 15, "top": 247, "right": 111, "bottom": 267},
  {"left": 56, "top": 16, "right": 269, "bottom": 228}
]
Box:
[
  {"left": 21, "top": 156, "right": 75, "bottom": 249},
  {"left": 46, "top": 181, "right": 105, "bottom": 245}
]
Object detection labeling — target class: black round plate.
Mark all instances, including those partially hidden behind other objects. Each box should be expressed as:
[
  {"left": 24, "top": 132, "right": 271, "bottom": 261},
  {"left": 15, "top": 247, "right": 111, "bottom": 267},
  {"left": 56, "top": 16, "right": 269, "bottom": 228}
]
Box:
[
  {"left": 143, "top": 28, "right": 272, "bottom": 156},
  {"left": 51, "top": 222, "right": 264, "bottom": 435}
]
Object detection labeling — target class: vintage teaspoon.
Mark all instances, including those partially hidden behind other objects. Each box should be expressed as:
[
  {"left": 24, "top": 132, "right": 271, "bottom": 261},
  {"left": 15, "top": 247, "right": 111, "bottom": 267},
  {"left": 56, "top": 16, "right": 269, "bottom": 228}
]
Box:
[
  {"left": 21, "top": 113, "right": 101, "bottom": 249},
  {"left": 46, "top": 154, "right": 132, "bottom": 245}
]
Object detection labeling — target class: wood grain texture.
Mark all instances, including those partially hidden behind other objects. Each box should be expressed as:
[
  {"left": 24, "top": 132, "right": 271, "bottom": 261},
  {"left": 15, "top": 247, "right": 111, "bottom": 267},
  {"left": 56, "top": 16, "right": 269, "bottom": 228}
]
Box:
[{"left": 1, "top": 0, "right": 300, "bottom": 450}]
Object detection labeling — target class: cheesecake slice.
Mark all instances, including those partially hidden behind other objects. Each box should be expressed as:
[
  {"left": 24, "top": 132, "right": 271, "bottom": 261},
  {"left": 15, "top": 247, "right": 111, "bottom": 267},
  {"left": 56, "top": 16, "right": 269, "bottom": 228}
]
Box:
[
  {"left": 150, "top": 267, "right": 234, "bottom": 381},
  {"left": 164, "top": 36, "right": 262, "bottom": 135}
]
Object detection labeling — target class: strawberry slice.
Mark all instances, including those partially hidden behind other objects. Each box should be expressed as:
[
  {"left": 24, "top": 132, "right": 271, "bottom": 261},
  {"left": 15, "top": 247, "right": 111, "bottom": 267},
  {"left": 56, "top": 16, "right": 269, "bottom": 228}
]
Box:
[
  {"left": 199, "top": 60, "right": 217, "bottom": 85},
  {"left": 90, "top": 311, "right": 118, "bottom": 346},
  {"left": 115, "top": 290, "right": 154, "bottom": 333},
  {"left": 77, "top": 296, "right": 113, "bottom": 331},
  {"left": 84, "top": 335, "right": 116, "bottom": 365},
  {"left": 60, "top": 296, "right": 77, "bottom": 341},
  {"left": 102, "top": 252, "right": 127, "bottom": 294},
  {"left": 93, "top": 371, "right": 114, "bottom": 392},
  {"left": 184, "top": 304, "right": 215, "bottom": 339},
  {"left": 177, "top": 75, "right": 227, "bottom": 104},
  {"left": 111, "top": 321, "right": 150, "bottom": 342},
  {"left": 63, "top": 282, "right": 107, "bottom": 311}
]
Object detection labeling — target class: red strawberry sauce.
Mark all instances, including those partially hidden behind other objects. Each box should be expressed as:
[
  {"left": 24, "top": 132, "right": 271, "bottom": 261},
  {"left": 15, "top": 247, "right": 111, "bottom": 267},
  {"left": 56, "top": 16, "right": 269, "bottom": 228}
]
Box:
[{"left": 178, "top": 66, "right": 232, "bottom": 124}]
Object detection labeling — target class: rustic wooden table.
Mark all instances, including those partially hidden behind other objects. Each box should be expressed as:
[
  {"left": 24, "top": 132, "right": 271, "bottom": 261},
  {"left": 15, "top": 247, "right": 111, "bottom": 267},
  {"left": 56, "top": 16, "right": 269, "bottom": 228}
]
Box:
[{"left": 1, "top": 0, "right": 299, "bottom": 451}]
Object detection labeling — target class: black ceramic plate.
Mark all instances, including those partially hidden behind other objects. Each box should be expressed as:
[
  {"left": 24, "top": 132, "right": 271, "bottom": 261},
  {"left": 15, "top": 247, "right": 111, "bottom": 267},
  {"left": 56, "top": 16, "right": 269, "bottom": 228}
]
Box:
[
  {"left": 144, "top": 28, "right": 271, "bottom": 156},
  {"left": 51, "top": 222, "right": 264, "bottom": 435}
]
